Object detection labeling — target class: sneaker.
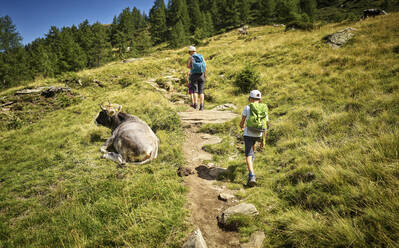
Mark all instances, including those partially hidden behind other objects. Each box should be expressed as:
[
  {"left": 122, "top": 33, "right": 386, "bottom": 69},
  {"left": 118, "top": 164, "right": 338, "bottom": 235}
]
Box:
[
  {"left": 247, "top": 175, "right": 257, "bottom": 187},
  {"left": 193, "top": 103, "right": 197, "bottom": 109},
  {"left": 199, "top": 104, "right": 204, "bottom": 111}
]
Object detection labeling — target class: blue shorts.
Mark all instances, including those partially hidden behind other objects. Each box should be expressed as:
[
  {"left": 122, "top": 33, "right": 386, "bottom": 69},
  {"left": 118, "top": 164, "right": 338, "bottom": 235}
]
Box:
[{"left": 244, "top": 136, "right": 260, "bottom": 157}]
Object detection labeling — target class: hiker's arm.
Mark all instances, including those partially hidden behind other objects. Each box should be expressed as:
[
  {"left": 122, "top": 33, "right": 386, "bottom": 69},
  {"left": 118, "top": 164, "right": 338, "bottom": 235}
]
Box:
[
  {"left": 240, "top": 116, "right": 246, "bottom": 131},
  {"left": 187, "top": 57, "right": 192, "bottom": 69},
  {"left": 186, "top": 71, "right": 190, "bottom": 85},
  {"left": 204, "top": 60, "right": 207, "bottom": 78}
]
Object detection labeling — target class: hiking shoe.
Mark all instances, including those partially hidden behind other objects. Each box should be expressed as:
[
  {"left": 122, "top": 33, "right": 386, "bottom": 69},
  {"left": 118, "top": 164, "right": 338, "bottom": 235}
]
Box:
[
  {"left": 199, "top": 104, "right": 204, "bottom": 111},
  {"left": 193, "top": 103, "right": 197, "bottom": 109},
  {"left": 247, "top": 175, "right": 257, "bottom": 187}
]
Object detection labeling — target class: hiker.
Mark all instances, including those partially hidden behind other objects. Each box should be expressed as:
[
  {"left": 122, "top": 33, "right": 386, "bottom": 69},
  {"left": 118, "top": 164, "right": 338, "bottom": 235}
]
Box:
[
  {"left": 187, "top": 46, "right": 206, "bottom": 110},
  {"left": 186, "top": 71, "right": 195, "bottom": 108},
  {"left": 239, "top": 90, "right": 268, "bottom": 187}
]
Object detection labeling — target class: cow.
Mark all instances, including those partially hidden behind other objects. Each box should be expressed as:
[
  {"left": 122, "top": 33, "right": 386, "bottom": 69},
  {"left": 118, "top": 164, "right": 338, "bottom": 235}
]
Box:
[
  {"left": 362, "top": 9, "right": 388, "bottom": 19},
  {"left": 94, "top": 103, "right": 159, "bottom": 165}
]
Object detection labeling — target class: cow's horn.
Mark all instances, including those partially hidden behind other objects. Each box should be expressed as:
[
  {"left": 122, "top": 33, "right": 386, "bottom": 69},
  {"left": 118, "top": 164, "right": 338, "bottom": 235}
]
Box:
[
  {"left": 117, "top": 105, "right": 122, "bottom": 112},
  {"left": 100, "top": 104, "right": 106, "bottom": 110}
]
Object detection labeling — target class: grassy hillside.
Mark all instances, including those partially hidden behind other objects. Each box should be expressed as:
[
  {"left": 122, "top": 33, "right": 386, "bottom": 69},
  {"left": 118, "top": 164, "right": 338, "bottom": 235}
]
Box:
[{"left": 1, "top": 12, "right": 399, "bottom": 247}]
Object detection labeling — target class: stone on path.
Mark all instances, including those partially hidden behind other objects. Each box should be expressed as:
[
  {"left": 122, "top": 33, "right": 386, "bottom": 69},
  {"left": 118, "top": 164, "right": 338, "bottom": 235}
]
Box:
[
  {"left": 178, "top": 110, "right": 239, "bottom": 124},
  {"left": 240, "top": 231, "right": 265, "bottom": 248},
  {"left": 217, "top": 203, "right": 259, "bottom": 229},
  {"left": 183, "top": 228, "right": 208, "bottom": 248},
  {"left": 178, "top": 167, "right": 194, "bottom": 177},
  {"left": 218, "top": 193, "right": 235, "bottom": 202}
]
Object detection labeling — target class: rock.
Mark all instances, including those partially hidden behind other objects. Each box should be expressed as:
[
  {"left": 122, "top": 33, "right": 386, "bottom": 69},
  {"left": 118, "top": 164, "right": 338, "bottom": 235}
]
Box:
[
  {"left": 164, "top": 75, "right": 180, "bottom": 82},
  {"left": 324, "top": 28, "right": 357, "bottom": 48},
  {"left": 208, "top": 167, "right": 228, "bottom": 178},
  {"left": 41, "top": 86, "right": 71, "bottom": 98},
  {"left": 362, "top": 9, "right": 388, "bottom": 19},
  {"left": 212, "top": 103, "right": 237, "bottom": 111},
  {"left": 183, "top": 228, "right": 208, "bottom": 248},
  {"left": 218, "top": 193, "right": 235, "bottom": 202},
  {"left": 155, "top": 79, "right": 173, "bottom": 91},
  {"left": 15, "top": 87, "right": 48, "bottom": 95},
  {"left": 217, "top": 203, "right": 259, "bottom": 229},
  {"left": 178, "top": 167, "right": 194, "bottom": 177},
  {"left": 240, "top": 231, "right": 265, "bottom": 248}
]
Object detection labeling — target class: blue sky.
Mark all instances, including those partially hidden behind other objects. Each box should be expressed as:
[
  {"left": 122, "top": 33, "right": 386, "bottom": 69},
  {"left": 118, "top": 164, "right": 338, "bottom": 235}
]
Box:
[{"left": 1, "top": 0, "right": 157, "bottom": 45}]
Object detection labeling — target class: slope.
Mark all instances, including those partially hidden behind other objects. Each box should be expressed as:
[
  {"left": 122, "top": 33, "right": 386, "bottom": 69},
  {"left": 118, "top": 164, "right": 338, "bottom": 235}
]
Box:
[{"left": 1, "top": 12, "right": 399, "bottom": 247}]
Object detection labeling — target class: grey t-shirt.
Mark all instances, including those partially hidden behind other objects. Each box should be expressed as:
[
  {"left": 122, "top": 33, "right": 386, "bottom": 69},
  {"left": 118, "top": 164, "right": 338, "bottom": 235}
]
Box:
[{"left": 242, "top": 105, "right": 268, "bottom": 137}]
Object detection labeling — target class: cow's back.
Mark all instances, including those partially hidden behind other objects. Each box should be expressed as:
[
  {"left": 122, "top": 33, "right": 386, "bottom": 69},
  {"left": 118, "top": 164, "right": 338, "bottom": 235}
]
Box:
[{"left": 114, "top": 120, "right": 159, "bottom": 163}]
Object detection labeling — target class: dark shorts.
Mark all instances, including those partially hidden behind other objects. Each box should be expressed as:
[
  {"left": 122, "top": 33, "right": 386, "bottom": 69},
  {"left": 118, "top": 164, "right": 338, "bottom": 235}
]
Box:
[
  {"left": 189, "top": 73, "right": 205, "bottom": 94},
  {"left": 244, "top": 136, "right": 260, "bottom": 157}
]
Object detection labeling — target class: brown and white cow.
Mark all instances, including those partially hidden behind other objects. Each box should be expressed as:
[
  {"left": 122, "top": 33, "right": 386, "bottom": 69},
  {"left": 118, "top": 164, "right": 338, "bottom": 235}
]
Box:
[{"left": 94, "top": 104, "right": 159, "bottom": 165}]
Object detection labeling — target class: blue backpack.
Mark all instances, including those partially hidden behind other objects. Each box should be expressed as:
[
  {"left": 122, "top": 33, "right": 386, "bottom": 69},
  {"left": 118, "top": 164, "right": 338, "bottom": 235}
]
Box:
[{"left": 191, "top": 54, "right": 206, "bottom": 74}]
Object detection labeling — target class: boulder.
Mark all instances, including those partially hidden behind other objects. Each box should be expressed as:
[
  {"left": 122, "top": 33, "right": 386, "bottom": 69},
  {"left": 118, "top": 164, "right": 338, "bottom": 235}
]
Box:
[
  {"left": 324, "top": 28, "right": 357, "bottom": 48},
  {"left": 208, "top": 167, "right": 228, "bottom": 178},
  {"left": 183, "top": 228, "right": 208, "bottom": 248},
  {"left": 240, "top": 231, "right": 265, "bottom": 248},
  {"left": 217, "top": 203, "right": 259, "bottom": 230}
]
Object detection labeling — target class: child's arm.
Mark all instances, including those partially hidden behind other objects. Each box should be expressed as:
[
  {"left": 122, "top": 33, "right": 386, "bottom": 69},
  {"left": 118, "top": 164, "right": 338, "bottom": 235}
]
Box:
[{"left": 239, "top": 116, "right": 246, "bottom": 131}]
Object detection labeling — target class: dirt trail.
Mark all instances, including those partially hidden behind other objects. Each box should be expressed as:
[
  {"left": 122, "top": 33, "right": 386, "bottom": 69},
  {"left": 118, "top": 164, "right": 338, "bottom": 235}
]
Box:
[
  {"left": 147, "top": 75, "right": 241, "bottom": 246},
  {"left": 179, "top": 109, "right": 240, "bottom": 247}
]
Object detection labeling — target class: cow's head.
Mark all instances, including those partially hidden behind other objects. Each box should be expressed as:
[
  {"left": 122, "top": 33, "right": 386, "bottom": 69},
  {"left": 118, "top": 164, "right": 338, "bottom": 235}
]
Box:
[{"left": 94, "top": 103, "right": 122, "bottom": 129}]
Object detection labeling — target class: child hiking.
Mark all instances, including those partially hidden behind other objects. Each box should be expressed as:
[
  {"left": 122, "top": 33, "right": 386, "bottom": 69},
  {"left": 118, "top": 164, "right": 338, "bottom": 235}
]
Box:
[
  {"left": 239, "top": 90, "right": 268, "bottom": 187},
  {"left": 187, "top": 46, "right": 206, "bottom": 110}
]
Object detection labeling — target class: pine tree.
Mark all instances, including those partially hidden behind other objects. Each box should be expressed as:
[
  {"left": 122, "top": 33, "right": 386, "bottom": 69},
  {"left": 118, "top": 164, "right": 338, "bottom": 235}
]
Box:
[
  {"left": 58, "top": 27, "right": 87, "bottom": 72},
  {"left": 27, "top": 38, "right": 54, "bottom": 78},
  {"left": 275, "top": 0, "right": 301, "bottom": 22},
  {"left": 187, "top": 0, "right": 204, "bottom": 33},
  {"left": 300, "top": 0, "right": 317, "bottom": 22},
  {"left": 220, "top": 0, "right": 240, "bottom": 29},
  {"left": 149, "top": 0, "right": 168, "bottom": 44},
  {"left": 257, "top": 0, "right": 276, "bottom": 24},
  {"left": 169, "top": 20, "right": 188, "bottom": 48},
  {"left": 90, "top": 22, "right": 111, "bottom": 67},
  {"left": 204, "top": 12, "right": 215, "bottom": 37},
  {"left": 168, "top": 0, "right": 190, "bottom": 33},
  {"left": 238, "top": 0, "right": 251, "bottom": 24},
  {"left": 0, "top": 15, "right": 23, "bottom": 53}
]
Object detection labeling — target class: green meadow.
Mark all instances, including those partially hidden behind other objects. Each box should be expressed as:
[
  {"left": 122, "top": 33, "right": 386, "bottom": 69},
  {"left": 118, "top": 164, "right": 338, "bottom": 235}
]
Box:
[{"left": 1, "top": 13, "right": 399, "bottom": 247}]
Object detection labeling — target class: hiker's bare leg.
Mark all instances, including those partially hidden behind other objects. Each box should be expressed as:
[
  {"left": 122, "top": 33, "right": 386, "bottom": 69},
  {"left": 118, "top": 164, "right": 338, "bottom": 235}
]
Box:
[
  {"left": 200, "top": 93, "right": 204, "bottom": 105},
  {"left": 190, "top": 93, "right": 195, "bottom": 105},
  {"left": 194, "top": 93, "right": 198, "bottom": 105},
  {"left": 246, "top": 156, "right": 254, "bottom": 175}
]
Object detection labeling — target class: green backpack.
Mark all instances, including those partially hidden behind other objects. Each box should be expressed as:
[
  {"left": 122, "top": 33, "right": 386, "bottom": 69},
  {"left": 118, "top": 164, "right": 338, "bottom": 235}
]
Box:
[{"left": 247, "top": 102, "right": 268, "bottom": 132}]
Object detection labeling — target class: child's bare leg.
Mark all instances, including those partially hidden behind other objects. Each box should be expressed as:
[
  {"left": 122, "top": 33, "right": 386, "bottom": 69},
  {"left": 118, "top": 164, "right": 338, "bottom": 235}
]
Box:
[{"left": 246, "top": 156, "right": 254, "bottom": 175}]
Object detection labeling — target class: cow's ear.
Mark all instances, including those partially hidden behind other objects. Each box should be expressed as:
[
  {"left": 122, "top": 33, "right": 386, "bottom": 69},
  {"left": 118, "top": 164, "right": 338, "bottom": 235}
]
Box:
[{"left": 117, "top": 105, "right": 122, "bottom": 112}]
